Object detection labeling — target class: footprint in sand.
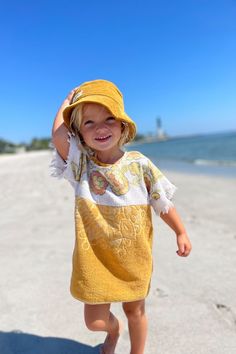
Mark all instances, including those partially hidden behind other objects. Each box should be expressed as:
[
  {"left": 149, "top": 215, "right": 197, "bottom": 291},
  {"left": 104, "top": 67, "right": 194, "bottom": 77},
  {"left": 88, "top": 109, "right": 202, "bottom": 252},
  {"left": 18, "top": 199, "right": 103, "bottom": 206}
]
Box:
[
  {"left": 214, "top": 303, "right": 236, "bottom": 327},
  {"left": 154, "top": 288, "right": 168, "bottom": 298}
]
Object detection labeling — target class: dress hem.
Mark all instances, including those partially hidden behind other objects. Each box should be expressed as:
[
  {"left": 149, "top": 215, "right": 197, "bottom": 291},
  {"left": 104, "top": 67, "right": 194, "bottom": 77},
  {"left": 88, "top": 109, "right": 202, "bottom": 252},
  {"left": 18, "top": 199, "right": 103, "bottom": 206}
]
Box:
[{"left": 70, "top": 289, "right": 149, "bottom": 305}]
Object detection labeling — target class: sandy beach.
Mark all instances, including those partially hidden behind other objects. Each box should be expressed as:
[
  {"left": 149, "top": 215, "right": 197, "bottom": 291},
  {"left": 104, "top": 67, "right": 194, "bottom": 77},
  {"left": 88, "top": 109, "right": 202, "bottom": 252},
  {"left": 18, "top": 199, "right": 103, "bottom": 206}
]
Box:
[{"left": 0, "top": 150, "right": 236, "bottom": 354}]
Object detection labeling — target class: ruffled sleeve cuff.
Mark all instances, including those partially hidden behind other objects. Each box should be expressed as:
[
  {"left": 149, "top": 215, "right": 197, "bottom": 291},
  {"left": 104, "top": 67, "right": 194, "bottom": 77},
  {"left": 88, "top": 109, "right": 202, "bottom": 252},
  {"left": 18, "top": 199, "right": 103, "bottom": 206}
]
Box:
[{"left": 150, "top": 175, "right": 177, "bottom": 216}]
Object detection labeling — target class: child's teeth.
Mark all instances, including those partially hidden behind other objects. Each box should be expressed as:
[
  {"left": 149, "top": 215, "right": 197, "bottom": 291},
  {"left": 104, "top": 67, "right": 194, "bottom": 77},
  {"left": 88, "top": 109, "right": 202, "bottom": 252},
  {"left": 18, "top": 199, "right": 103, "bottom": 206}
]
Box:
[{"left": 97, "top": 135, "right": 110, "bottom": 140}]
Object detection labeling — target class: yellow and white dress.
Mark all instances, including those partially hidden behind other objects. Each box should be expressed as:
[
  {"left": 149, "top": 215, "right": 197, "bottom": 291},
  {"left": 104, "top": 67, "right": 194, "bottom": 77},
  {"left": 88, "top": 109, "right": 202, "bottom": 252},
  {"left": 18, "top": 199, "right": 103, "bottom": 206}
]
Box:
[{"left": 50, "top": 134, "right": 176, "bottom": 304}]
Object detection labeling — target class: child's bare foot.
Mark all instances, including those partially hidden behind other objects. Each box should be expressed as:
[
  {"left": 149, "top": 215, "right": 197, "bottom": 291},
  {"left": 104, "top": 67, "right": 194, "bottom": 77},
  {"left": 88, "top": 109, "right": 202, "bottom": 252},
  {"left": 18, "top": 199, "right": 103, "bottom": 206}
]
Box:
[{"left": 99, "top": 319, "right": 124, "bottom": 354}]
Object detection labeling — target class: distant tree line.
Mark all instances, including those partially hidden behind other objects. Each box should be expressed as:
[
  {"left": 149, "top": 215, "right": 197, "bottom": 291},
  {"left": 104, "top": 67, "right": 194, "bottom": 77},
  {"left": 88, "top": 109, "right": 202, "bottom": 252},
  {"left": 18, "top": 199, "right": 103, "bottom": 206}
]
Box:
[
  {"left": 0, "top": 138, "right": 16, "bottom": 153},
  {"left": 0, "top": 137, "right": 51, "bottom": 154},
  {"left": 27, "top": 138, "right": 51, "bottom": 151},
  {"left": 0, "top": 133, "right": 146, "bottom": 154}
]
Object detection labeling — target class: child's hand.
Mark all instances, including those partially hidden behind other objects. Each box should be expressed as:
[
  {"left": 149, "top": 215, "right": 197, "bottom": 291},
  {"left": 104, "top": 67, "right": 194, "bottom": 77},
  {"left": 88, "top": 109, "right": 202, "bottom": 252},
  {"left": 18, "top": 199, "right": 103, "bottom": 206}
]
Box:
[
  {"left": 56, "top": 87, "right": 80, "bottom": 115},
  {"left": 176, "top": 233, "right": 192, "bottom": 257},
  {"left": 160, "top": 207, "right": 192, "bottom": 257},
  {"left": 65, "top": 86, "right": 80, "bottom": 104}
]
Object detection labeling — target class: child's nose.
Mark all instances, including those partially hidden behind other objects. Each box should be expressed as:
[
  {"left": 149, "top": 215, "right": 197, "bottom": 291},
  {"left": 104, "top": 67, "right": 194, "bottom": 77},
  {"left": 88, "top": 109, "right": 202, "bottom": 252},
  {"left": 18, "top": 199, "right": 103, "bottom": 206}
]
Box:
[{"left": 95, "top": 121, "right": 107, "bottom": 130}]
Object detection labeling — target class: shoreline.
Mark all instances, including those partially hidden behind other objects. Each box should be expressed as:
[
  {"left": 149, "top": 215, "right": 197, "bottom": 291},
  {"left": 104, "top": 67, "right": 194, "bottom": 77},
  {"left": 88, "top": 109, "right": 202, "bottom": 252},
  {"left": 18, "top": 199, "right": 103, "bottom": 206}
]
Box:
[
  {"left": 153, "top": 158, "right": 236, "bottom": 179},
  {"left": 1, "top": 149, "right": 235, "bottom": 179}
]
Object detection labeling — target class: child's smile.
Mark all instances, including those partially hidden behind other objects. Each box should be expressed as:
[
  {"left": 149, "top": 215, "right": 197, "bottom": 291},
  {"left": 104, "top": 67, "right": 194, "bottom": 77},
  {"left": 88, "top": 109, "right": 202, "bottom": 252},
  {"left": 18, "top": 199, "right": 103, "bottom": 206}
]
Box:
[{"left": 94, "top": 134, "right": 112, "bottom": 143}]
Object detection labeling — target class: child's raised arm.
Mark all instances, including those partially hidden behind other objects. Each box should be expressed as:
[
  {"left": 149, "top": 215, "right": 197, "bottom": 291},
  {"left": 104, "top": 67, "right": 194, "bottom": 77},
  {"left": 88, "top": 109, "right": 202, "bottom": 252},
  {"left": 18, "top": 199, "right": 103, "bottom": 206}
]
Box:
[
  {"left": 52, "top": 87, "right": 78, "bottom": 161},
  {"left": 160, "top": 207, "right": 192, "bottom": 257}
]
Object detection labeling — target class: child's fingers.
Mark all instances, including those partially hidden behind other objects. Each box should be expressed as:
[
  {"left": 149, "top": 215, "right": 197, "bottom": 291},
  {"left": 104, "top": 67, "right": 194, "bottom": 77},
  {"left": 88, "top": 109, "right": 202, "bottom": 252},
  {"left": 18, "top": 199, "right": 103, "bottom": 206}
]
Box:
[
  {"left": 176, "top": 243, "right": 191, "bottom": 257},
  {"left": 176, "top": 241, "right": 185, "bottom": 255},
  {"left": 66, "top": 86, "right": 80, "bottom": 102},
  {"left": 184, "top": 245, "right": 192, "bottom": 256},
  {"left": 176, "top": 250, "right": 185, "bottom": 256}
]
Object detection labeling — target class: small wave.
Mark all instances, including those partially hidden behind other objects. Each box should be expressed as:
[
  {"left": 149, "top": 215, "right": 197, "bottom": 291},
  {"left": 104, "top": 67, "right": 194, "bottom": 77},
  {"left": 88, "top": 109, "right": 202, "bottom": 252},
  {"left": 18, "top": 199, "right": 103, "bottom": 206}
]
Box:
[{"left": 193, "top": 159, "right": 236, "bottom": 167}]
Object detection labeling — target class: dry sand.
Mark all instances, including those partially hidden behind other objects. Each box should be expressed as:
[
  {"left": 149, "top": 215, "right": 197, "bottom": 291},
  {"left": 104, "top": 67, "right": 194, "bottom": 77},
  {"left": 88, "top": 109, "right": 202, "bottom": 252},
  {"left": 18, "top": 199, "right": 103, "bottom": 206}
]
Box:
[{"left": 0, "top": 150, "right": 236, "bottom": 354}]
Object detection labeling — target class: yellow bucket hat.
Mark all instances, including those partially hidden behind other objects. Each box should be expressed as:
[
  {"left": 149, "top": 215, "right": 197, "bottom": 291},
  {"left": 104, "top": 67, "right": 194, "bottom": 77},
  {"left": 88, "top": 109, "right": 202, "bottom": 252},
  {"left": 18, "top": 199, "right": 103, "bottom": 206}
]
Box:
[{"left": 63, "top": 79, "right": 137, "bottom": 143}]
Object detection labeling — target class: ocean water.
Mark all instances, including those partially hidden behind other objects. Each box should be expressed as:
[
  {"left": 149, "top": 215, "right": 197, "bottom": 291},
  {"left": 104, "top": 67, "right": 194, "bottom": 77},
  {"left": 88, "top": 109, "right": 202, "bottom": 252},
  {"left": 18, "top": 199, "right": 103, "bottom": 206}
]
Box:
[{"left": 126, "top": 131, "right": 236, "bottom": 178}]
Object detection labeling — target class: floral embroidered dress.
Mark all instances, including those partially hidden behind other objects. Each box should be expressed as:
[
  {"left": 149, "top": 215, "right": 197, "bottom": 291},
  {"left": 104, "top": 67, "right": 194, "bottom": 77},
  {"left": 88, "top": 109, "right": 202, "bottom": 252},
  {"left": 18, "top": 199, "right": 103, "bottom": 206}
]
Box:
[{"left": 50, "top": 134, "right": 177, "bottom": 304}]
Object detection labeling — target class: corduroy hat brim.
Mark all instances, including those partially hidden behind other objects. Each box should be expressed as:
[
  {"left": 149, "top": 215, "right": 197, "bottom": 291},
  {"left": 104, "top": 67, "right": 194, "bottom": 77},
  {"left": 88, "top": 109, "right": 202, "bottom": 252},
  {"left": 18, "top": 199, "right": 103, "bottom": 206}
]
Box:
[{"left": 63, "top": 82, "right": 136, "bottom": 143}]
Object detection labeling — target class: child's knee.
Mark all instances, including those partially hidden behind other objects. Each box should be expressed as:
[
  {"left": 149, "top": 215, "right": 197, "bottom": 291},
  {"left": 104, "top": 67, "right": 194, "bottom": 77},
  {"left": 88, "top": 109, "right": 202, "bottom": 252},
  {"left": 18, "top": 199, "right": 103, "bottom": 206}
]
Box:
[
  {"left": 122, "top": 301, "right": 145, "bottom": 321},
  {"left": 84, "top": 303, "right": 111, "bottom": 332},
  {"left": 84, "top": 317, "right": 106, "bottom": 332}
]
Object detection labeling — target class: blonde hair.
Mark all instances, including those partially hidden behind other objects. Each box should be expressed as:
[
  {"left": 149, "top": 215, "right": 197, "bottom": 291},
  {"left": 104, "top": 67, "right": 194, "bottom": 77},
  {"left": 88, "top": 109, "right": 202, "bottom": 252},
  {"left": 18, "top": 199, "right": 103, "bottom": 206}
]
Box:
[{"left": 69, "top": 103, "right": 130, "bottom": 155}]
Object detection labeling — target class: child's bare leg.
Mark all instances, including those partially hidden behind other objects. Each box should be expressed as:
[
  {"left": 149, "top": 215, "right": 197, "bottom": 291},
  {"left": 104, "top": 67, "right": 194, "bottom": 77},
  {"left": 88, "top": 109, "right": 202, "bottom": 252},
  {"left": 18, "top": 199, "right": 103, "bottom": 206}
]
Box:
[
  {"left": 84, "top": 303, "right": 123, "bottom": 354},
  {"left": 122, "top": 299, "right": 147, "bottom": 354}
]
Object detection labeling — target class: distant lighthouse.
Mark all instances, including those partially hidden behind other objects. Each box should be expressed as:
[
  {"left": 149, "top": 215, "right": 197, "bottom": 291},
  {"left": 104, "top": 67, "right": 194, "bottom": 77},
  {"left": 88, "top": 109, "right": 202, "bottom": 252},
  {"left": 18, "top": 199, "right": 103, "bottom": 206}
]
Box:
[{"left": 156, "top": 116, "right": 167, "bottom": 141}]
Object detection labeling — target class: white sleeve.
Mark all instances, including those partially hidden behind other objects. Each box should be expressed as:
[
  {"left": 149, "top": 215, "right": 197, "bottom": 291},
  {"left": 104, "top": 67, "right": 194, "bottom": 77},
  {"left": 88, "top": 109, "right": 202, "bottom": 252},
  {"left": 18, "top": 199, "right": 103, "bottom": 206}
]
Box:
[
  {"left": 49, "top": 133, "right": 82, "bottom": 188},
  {"left": 145, "top": 159, "right": 177, "bottom": 215}
]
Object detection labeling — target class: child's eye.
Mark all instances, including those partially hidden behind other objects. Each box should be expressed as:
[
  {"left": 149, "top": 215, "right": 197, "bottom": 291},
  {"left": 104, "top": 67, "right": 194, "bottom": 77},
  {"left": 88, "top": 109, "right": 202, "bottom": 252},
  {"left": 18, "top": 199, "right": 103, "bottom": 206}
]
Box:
[
  {"left": 106, "top": 117, "right": 115, "bottom": 122},
  {"left": 84, "top": 120, "right": 93, "bottom": 126}
]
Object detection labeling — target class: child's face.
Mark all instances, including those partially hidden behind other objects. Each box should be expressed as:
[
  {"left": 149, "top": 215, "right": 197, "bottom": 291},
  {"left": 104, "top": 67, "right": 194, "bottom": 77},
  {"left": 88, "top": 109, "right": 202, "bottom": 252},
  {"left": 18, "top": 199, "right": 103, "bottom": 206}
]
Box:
[{"left": 79, "top": 103, "right": 122, "bottom": 154}]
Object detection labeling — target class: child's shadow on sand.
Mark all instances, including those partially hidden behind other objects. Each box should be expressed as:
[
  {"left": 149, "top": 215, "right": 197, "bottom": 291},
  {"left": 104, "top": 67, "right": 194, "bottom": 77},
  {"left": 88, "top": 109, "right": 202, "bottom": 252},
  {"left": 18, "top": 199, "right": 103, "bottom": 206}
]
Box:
[{"left": 0, "top": 330, "right": 101, "bottom": 354}]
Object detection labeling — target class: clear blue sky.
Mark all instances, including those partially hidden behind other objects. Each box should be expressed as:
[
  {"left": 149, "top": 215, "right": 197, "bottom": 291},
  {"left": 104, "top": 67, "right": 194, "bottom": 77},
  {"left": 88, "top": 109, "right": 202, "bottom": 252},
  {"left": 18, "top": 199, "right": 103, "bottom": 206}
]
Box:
[{"left": 0, "top": 0, "right": 235, "bottom": 143}]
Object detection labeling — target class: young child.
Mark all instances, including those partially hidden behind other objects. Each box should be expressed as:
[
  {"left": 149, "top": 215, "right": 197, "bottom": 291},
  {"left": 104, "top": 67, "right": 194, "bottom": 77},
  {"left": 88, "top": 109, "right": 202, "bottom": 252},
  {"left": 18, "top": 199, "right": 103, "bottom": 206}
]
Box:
[{"left": 50, "top": 79, "right": 192, "bottom": 354}]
